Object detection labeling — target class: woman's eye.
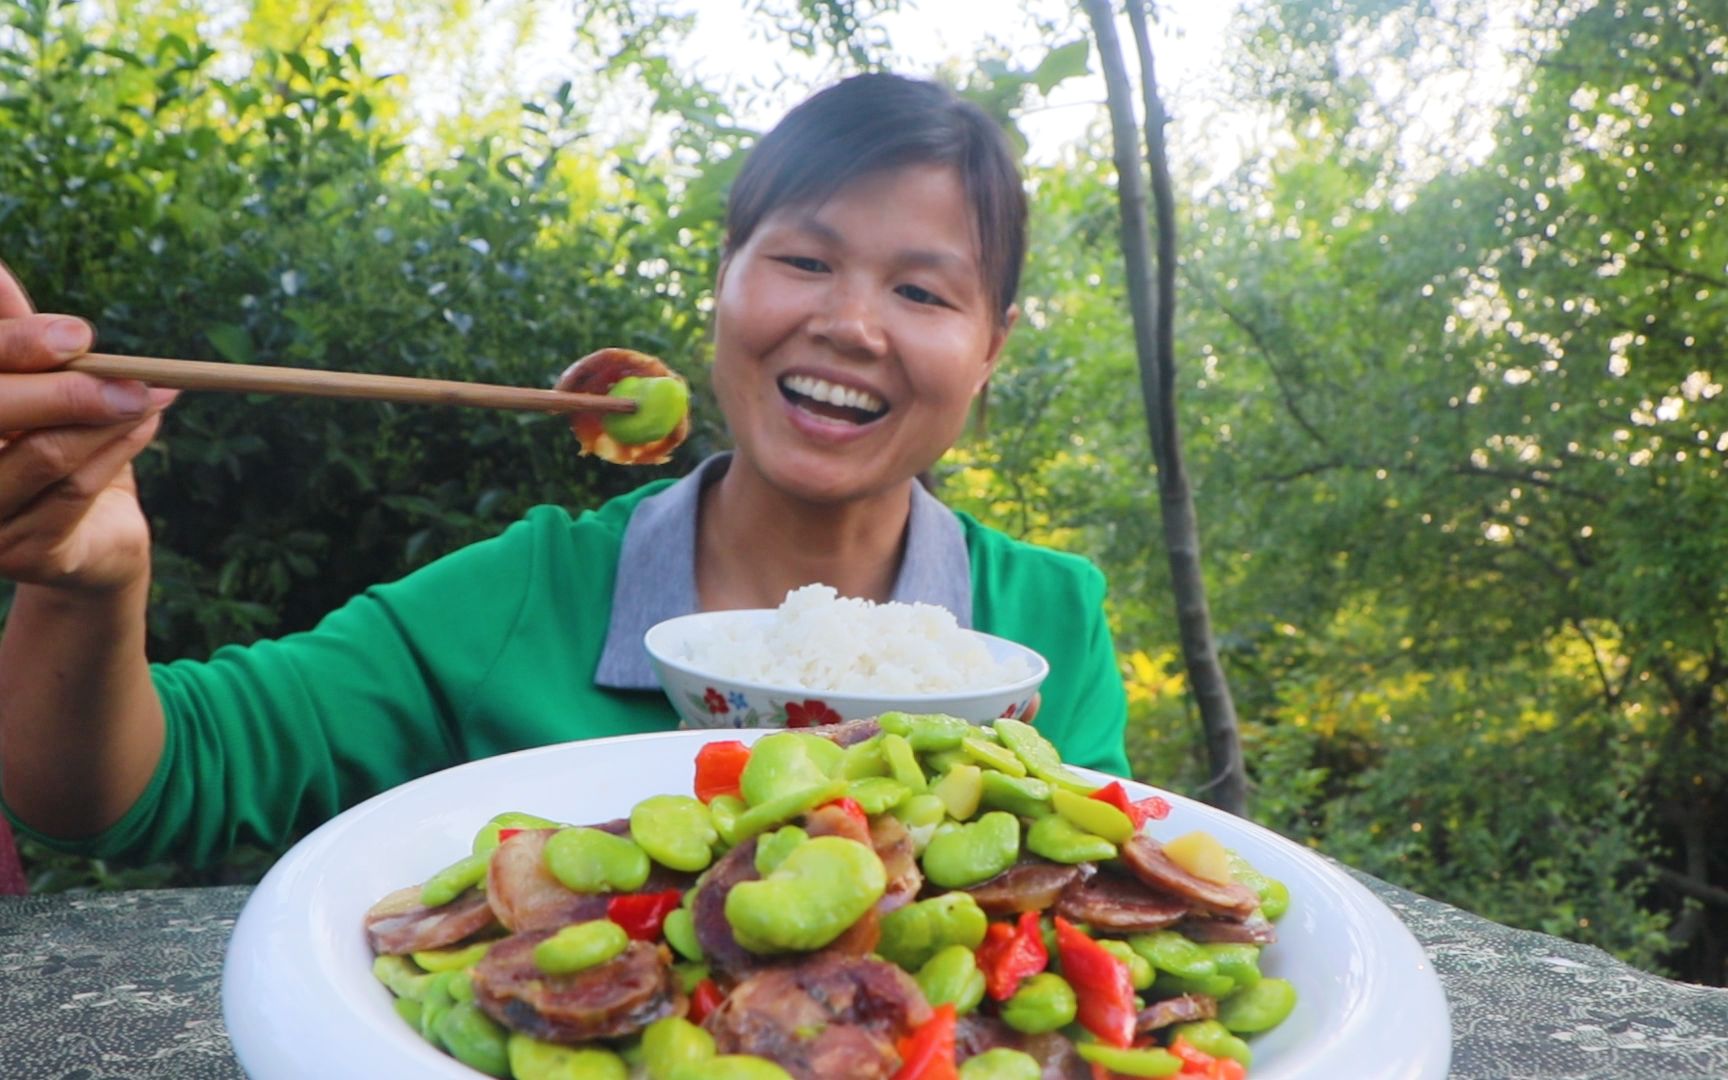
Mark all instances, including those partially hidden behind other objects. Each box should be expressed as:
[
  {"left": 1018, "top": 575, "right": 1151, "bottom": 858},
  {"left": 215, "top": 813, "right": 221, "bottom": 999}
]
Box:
[
  {"left": 895, "top": 283, "right": 948, "bottom": 307},
  {"left": 774, "top": 256, "right": 829, "bottom": 273}
]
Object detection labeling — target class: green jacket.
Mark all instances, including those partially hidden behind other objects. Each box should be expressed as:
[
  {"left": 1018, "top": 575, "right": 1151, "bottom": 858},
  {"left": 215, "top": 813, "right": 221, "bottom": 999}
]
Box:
[{"left": 8, "top": 482, "right": 1128, "bottom": 865}]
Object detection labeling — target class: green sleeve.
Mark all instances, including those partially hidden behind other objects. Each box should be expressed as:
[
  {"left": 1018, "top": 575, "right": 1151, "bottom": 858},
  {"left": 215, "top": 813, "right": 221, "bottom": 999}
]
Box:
[
  {"left": 963, "top": 515, "right": 1131, "bottom": 779},
  {"left": 7, "top": 510, "right": 565, "bottom": 868}
]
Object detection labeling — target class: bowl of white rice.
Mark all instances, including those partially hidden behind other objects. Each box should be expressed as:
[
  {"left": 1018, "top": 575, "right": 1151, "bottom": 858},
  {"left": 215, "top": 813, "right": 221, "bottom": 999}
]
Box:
[{"left": 644, "top": 584, "right": 1049, "bottom": 730}]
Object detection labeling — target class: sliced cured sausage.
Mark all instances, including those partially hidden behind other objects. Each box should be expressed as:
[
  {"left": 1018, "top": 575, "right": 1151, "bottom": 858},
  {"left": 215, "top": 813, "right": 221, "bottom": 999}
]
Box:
[
  {"left": 965, "top": 859, "right": 1086, "bottom": 916},
  {"left": 472, "top": 936, "right": 682, "bottom": 1042},
  {"left": 364, "top": 884, "right": 497, "bottom": 955},
  {"left": 1118, "top": 836, "right": 1259, "bottom": 920},
  {"left": 705, "top": 954, "right": 931, "bottom": 1080},
  {"left": 1053, "top": 870, "right": 1188, "bottom": 933}
]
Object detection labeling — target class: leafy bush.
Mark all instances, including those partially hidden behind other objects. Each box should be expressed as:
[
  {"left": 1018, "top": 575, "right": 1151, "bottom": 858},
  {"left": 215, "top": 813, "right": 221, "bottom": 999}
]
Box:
[{"left": 0, "top": 2, "right": 722, "bottom": 886}]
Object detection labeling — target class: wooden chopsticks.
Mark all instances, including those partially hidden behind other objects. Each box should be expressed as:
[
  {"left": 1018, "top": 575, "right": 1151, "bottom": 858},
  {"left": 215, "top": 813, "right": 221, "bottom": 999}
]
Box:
[{"left": 66, "top": 354, "right": 636, "bottom": 415}]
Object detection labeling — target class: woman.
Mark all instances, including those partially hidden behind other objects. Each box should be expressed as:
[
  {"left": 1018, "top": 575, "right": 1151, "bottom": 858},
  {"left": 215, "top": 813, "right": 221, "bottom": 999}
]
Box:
[{"left": 0, "top": 73, "right": 1129, "bottom": 867}]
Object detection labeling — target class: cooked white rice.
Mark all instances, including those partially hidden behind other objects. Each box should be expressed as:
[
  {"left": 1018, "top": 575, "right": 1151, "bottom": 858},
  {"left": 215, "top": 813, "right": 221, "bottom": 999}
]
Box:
[{"left": 680, "top": 584, "right": 1032, "bottom": 694}]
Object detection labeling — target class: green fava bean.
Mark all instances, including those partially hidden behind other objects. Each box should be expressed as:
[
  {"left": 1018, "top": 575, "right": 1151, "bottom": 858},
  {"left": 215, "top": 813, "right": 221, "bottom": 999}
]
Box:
[
  {"left": 508, "top": 1032, "right": 629, "bottom": 1080},
  {"left": 1203, "top": 943, "right": 1262, "bottom": 990},
  {"left": 1098, "top": 939, "right": 1155, "bottom": 990},
  {"left": 961, "top": 736, "right": 1027, "bottom": 777},
  {"left": 839, "top": 736, "right": 889, "bottom": 779},
  {"left": 674, "top": 961, "right": 710, "bottom": 994},
  {"left": 1074, "top": 1043, "right": 1181, "bottom": 1077},
  {"left": 754, "top": 825, "right": 809, "bottom": 876},
  {"left": 880, "top": 732, "right": 927, "bottom": 792},
  {"left": 473, "top": 811, "right": 563, "bottom": 855},
  {"left": 1170, "top": 1020, "right": 1253, "bottom": 1068},
  {"left": 922, "top": 749, "right": 972, "bottom": 775},
  {"left": 978, "top": 771, "right": 1053, "bottom": 818},
  {"left": 1216, "top": 976, "right": 1298, "bottom": 1034},
  {"left": 532, "top": 920, "right": 630, "bottom": 976},
  {"left": 847, "top": 776, "right": 910, "bottom": 815},
  {"left": 921, "top": 811, "right": 1020, "bottom": 889},
  {"left": 372, "top": 954, "right": 435, "bottom": 1001},
  {"left": 1000, "top": 972, "right": 1077, "bottom": 1035},
  {"left": 435, "top": 1000, "right": 511, "bottom": 1077},
  {"left": 1026, "top": 814, "right": 1117, "bottom": 864},
  {"left": 669, "top": 1055, "right": 794, "bottom": 1080},
  {"left": 1261, "top": 877, "right": 1291, "bottom": 921},
  {"left": 1050, "top": 788, "right": 1135, "bottom": 845},
  {"left": 892, "top": 792, "right": 947, "bottom": 831},
  {"left": 930, "top": 764, "right": 984, "bottom": 821},
  {"left": 631, "top": 794, "right": 719, "bottom": 873},
  {"left": 876, "top": 892, "right": 989, "bottom": 971},
  {"left": 662, "top": 907, "right": 704, "bottom": 962},
  {"left": 915, "top": 944, "right": 986, "bottom": 1015},
  {"left": 708, "top": 795, "right": 747, "bottom": 848},
  {"left": 992, "top": 718, "right": 1098, "bottom": 794},
  {"left": 726, "top": 836, "right": 886, "bottom": 953},
  {"left": 1157, "top": 972, "right": 1237, "bottom": 998},
  {"left": 419, "top": 850, "right": 490, "bottom": 908},
  {"left": 739, "top": 733, "right": 842, "bottom": 807},
  {"left": 959, "top": 1048, "right": 1042, "bottom": 1080},
  {"left": 900, "top": 713, "right": 976, "bottom": 752},
  {"left": 417, "top": 970, "right": 459, "bottom": 1043},
  {"left": 731, "top": 778, "right": 847, "bottom": 840},
  {"left": 642, "top": 1016, "right": 716, "bottom": 1080},
  {"left": 392, "top": 995, "right": 422, "bottom": 1029},
  {"left": 544, "top": 827, "right": 651, "bottom": 893},
  {"left": 1225, "top": 851, "right": 1290, "bottom": 921},
  {"left": 603, "top": 375, "right": 689, "bottom": 446},
  {"left": 412, "top": 940, "right": 492, "bottom": 973},
  {"left": 1129, "top": 930, "right": 1217, "bottom": 980},
  {"left": 448, "top": 970, "right": 476, "bottom": 1002}
]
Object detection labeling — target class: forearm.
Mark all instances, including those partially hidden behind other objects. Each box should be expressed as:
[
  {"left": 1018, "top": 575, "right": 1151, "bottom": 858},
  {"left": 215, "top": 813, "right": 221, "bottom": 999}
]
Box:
[{"left": 0, "top": 577, "right": 165, "bottom": 837}]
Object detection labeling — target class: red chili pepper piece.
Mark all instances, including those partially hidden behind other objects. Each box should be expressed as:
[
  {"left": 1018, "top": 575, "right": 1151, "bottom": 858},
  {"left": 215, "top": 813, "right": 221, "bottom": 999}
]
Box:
[
  {"left": 605, "top": 889, "right": 683, "bottom": 941},
  {"left": 1135, "top": 794, "right": 1172, "bottom": 821},
  {"left": 1169, "top": 1036, "right": 1246, "bottom": 1080},
  {"left": 976, "top": 911, "right": 1049, "bottom": 1001},
  {"left": 496, "top": 827, "right": 524, "bottom": 845},
  {"left": 892, "top": 1002, "right": 958, "bottom": 1080},
  {"left": 693, "top": 740, "right": 751, "bottom": 804},
  {"left": 1054, "top": 916, "right": 1137, "bottom": 1048},
  {"left": 821, "top": 797, "right": 869, "bottom": 828},
  {"left": 1089, "top": 782, "right": 1171, "bottom": 831},
  {"left": 689, "top": 977, "right": 723, "bottom": 1024},
  {"left": 1089, "top": 781, "right": 1144, "bottom": 829}
]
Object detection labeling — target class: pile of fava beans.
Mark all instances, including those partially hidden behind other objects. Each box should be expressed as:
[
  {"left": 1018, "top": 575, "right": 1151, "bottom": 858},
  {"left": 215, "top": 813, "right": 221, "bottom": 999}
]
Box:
[{"left": 364, "top": 716, "right": 1297, "bottom": 1080}]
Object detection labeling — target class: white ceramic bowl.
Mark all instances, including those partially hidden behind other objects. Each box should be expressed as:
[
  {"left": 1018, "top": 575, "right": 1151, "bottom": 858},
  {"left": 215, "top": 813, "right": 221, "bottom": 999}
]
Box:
[
  {"left": 222, "top": 728, "right": 1452, "bottom": 1080},
  {"left": 643, "top": 609, "right": 1050, "bottom": 730}
]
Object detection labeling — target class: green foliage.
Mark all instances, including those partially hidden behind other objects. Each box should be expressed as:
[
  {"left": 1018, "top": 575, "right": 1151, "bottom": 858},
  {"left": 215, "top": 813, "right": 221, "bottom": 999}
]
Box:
[
  {"left": 0, "top": 0, "right": 724, "bottom": 886},
  {"left": 0, "top": 2, "right": 720, "bottom": 659}
]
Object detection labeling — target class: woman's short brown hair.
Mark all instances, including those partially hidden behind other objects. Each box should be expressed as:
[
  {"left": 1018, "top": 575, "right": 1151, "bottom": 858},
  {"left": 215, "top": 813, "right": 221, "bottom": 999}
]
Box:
[{"left": 723, "top": 73, "right": 1028, "bottom": 328}]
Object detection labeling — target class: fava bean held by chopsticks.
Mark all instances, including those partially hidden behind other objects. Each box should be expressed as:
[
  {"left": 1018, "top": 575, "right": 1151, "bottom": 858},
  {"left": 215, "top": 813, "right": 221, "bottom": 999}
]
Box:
[{"left": 65, "top": 346, "right": 692, "bottom": 466}]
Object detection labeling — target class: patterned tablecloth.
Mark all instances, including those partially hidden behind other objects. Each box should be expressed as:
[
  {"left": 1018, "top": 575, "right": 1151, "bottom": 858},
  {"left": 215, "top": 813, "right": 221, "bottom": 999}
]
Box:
[{"left": 2, "top": 875, "right": 1725, "bottom": 1079}]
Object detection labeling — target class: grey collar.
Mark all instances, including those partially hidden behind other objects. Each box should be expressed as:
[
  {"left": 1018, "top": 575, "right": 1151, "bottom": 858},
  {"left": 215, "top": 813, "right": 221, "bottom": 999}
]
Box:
[{"left": 594, "top": 453, "right": 973, "bottom": 690}]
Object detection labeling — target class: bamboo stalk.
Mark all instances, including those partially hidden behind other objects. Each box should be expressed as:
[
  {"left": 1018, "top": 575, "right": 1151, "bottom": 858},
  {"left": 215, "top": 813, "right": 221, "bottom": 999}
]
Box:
[{"left": 66, "top": 353, "right": 635, "bottom": 415}]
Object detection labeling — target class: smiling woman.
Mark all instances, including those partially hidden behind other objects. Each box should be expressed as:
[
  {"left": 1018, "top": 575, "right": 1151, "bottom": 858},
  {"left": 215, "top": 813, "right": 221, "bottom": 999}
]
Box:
[{"left": 0, "top": 73, "right": 1129, "bottom": 882}]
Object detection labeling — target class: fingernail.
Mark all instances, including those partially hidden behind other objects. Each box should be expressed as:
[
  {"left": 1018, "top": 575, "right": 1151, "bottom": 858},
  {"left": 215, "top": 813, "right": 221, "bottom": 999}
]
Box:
[
  {"left": 46, "top": 318, "right": 92, "bottom": 357},
  {"left": 101, "top": 381, "right": 150, "bottom": 416}
]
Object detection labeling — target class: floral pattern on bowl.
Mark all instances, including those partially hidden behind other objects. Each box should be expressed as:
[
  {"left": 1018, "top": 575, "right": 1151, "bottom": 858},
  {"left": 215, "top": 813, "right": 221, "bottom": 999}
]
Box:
[{"left": 646, "top": 610, "right": 1049, "bottom": 732}]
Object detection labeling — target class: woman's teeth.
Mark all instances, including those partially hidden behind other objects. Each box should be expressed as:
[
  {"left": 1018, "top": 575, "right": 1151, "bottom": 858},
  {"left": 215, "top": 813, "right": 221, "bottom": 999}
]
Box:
[{"left": 779, "top": 374, "right": 888, "bottom": 422}]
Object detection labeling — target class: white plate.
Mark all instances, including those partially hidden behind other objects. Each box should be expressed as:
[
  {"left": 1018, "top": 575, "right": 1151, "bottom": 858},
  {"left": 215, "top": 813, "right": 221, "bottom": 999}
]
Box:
[{"left": 222, "top": 729, "right": 1451, "bottom": 1079}]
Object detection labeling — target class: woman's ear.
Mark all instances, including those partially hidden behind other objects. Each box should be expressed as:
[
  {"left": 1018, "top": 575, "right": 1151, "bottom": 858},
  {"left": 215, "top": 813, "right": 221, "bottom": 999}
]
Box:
[{"left": 975, "top": 304, "right": 1019, "bottom": 396}]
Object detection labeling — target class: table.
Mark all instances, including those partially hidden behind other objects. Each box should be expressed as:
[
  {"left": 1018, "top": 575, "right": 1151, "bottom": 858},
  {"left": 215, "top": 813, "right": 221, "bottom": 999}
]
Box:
[{"left": 3, "top": 874, "right": 1726, "bottom": 1079}]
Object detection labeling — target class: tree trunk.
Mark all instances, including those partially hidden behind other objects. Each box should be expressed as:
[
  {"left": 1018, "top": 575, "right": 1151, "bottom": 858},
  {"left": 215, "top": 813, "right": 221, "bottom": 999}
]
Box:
[{"left": 1080, "top": 0, "right": 1247, "bottom": 814}]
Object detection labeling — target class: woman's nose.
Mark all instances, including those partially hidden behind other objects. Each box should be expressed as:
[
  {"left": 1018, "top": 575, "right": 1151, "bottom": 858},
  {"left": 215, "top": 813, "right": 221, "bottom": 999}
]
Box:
[{"left": 808, "top": 283, "right": 888, "bottom": 358}]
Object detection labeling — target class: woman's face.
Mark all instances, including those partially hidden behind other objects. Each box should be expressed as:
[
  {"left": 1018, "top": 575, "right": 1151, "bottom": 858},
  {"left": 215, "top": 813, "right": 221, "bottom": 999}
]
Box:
[{"left": 711, "top": 163, "right": 1013, "bottom": 505}]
